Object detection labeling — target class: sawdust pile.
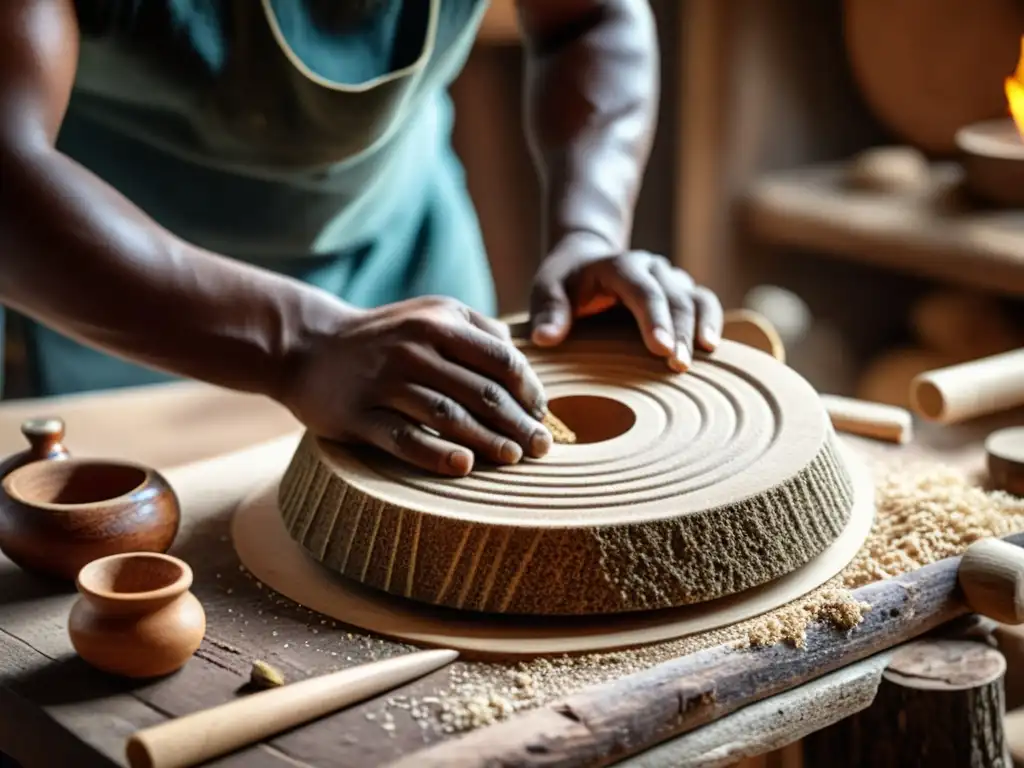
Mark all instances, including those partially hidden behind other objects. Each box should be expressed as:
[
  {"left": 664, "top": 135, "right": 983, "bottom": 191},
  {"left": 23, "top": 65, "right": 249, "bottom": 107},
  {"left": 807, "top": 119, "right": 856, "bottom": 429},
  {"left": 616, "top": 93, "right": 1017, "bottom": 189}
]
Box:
[
  {"left": 411, "top": 462, "right": 1024, "bottom": 734},
  {"left": 843, "top": 464, "right": 1024, "bottom": 588},
  {"left": 743, "top": 587, "right": 869, "bottom": 649}
]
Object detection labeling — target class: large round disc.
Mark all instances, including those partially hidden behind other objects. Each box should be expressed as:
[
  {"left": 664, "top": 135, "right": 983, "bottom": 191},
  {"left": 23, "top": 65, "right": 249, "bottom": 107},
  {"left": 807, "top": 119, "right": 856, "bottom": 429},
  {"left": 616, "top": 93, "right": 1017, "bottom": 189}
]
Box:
[
  {"left": 234, "top": 443, "right": 874, "bottom": 658},
  {"left": 278, "top": 338, "right": 857, "bottom": 614}
]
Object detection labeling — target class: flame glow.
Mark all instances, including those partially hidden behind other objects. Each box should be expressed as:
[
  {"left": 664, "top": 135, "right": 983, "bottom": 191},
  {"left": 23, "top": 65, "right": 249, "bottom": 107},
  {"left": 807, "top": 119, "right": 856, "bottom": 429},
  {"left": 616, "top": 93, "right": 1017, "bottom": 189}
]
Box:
[{"left": 1006, "top": 35, "right": 1024, "bottom": 140}]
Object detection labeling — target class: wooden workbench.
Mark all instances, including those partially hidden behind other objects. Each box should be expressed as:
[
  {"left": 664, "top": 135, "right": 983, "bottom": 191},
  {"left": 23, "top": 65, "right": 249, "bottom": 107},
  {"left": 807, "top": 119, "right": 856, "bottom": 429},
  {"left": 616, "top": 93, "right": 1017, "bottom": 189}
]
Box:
[{"left": 0, "top": 380, "right": 1017, "bottom": 768}]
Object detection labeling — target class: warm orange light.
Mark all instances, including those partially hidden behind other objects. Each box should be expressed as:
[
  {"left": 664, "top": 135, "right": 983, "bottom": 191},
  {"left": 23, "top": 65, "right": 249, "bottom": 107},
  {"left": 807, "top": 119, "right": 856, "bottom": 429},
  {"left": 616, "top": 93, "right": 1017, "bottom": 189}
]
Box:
[{"left": 1006, "top": 35, "right": 1024, "bottom": 140}]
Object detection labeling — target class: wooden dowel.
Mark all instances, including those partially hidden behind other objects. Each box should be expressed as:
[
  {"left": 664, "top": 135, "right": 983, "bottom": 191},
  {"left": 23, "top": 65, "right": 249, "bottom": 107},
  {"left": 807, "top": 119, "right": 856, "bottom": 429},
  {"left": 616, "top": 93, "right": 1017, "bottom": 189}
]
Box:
[
  {"left": 820, "top": 394, "right": 913, "bottom": 444},
  {"left": 986, "top": 426, "right": 1024, "bottom": 497},
  {"left": 910, "top": 348, "right": 1024, "bottom": 424},
  {"left": 390, "top": 534, "right": 1024, "bottom": 768},
  {"left": 125, "top": 649, "right": 458, "bottom": 768},
  {"left": 958, "top": 538, "right": 1024, "bottom": 625}
]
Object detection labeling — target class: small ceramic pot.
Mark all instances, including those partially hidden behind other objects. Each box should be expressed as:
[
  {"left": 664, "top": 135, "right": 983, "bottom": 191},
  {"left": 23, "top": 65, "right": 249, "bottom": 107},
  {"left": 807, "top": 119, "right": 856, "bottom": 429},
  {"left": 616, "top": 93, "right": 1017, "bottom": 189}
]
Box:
[
  {"left": 0, "top": 453, "right": 180, "bottom": 581},
  {"left": 69, "top": 552, "right": 206, "bottom": 678}
]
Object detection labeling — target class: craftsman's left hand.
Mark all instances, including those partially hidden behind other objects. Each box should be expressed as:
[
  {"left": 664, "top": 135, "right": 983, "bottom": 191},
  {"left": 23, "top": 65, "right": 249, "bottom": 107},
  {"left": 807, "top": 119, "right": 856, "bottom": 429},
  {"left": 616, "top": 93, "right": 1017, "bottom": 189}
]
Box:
[{"left": 529, "top": 241, "right": 723, "bottom": 371}]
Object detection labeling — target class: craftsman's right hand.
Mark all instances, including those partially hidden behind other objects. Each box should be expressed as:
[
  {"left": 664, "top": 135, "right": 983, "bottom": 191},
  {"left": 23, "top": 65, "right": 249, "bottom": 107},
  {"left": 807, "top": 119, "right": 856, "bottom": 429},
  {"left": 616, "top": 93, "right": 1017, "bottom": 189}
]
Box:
[{"left": 280, "top": 296, "right": 553, "bottom": 477}]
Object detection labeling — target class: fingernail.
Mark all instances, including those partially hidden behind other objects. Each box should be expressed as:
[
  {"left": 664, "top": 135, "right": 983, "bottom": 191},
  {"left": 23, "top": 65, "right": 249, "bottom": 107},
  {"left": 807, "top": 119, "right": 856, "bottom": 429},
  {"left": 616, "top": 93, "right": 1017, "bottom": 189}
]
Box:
[
  {"left": 530, "top": 428, "right": 553, "bottom": 456},
  {"left": 500, "top": 441, "right": 523, "bottom": 464},
  {"left": 702, "top": 326, "right": 721, "bottom": 349},
  {"left": 447, "top": 450, "right": 473, "bottom": 475},
  {"left": 670, "top": 342, "right": 692, "bottom": 372},
  {"left": 533, "top": 393, "right": 549, "bottom": 420},
  {"left": 533, "top": 323, "right": 562, "bottom": 344},
  {"left": 653, "top": 327, "right": 674, "bottom": 353}
]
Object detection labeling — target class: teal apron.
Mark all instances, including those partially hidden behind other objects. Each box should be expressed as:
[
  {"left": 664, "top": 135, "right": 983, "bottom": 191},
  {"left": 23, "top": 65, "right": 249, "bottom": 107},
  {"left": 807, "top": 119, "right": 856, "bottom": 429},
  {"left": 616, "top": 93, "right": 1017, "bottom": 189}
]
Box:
[{"left": 6, "top": 0, "right": 496, "bottom": 397}]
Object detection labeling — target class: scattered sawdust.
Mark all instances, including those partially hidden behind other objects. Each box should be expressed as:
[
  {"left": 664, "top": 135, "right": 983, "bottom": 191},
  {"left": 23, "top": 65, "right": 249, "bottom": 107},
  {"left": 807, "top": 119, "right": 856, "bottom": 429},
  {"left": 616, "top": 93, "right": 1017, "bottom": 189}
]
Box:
[
  {"left": 744, "top": 587, "right": 869, "bottom": 649},
  {"left": 542, "top": 410, "right": 577, "bottom": 444},
  {"left": 232, "top": 460, "right": 1024, "bottom": 737},
  {"left": 389, "top": 461, "right": 1024, "bottom": 734}
]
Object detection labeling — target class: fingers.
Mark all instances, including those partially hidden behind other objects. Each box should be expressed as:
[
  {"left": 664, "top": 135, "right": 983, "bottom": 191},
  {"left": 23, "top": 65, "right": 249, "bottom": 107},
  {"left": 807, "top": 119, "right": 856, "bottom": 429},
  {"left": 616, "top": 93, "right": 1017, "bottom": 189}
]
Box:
[
  {"left": 359, "top": 409, "right": 476, "bottom": 477},
  {"left": 606, "top": 256, "right": 676, "bottom": 359},
  {"left": 467, "top": 309, "right": 513, "bottom": 344},
  {"left": 434, "top": 323, "right": 548, "bottom": 418},
  {"left": 384, "top": 299, "right": 551, "bottom": 464},
  {"left": 417, "top": 355, "right": 553, "bottom": 459},
  {"left": 650, "top": 258, "right": 694, "bottom": 371},
  {"left": 691, "top": 286, "right": 723, "bottom": 353},
  {"left": 529, "top": 272, "right": 573, "bottom": 347},
  {"left": 383, "top": 383, "right": 525, "bottom": 466}
]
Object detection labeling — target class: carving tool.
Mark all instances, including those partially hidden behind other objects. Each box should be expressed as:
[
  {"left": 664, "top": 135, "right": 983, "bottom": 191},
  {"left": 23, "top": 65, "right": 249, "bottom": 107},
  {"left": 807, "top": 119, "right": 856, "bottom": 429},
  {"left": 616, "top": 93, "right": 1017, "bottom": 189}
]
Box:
[{"left": 125, "top": 648, "right": 458, "bottom": 768}]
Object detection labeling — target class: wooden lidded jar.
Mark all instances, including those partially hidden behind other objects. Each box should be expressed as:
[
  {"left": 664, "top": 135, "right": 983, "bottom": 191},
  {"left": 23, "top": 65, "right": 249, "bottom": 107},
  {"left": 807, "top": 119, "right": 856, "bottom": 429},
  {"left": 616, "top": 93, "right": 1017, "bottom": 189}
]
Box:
[
  {"left": 0, "top": 417, "right": 70, "bottom": 478},
  {"left": 69, "top": 552, "right": 206, "bottom": 678},
  {"left": 0, "top": 418, "right": 180, "bottom": 581}
]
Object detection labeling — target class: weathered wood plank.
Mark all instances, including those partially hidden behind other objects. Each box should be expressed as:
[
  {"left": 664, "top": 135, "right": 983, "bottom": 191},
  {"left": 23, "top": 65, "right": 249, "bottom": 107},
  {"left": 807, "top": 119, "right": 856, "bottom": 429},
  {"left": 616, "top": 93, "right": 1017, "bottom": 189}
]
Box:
[
  {"left": 0, "top": 686, "right": 119, "bottom": 768},
  {"left": 0, "top": 435, "right": 443, "bottom": 766},
  {"left": 0, "top": 608, "right": 306, "bottom": 767},
  {"left": 0, "top": 628, "right": 164, "bottom": 767}
]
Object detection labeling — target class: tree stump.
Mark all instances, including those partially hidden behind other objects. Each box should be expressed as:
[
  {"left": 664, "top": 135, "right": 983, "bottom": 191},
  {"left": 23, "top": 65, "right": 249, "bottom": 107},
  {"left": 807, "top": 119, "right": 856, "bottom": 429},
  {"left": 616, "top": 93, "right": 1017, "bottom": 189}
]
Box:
[{"left": 803, "top": 639, "right": 1010, "bottom": 767}]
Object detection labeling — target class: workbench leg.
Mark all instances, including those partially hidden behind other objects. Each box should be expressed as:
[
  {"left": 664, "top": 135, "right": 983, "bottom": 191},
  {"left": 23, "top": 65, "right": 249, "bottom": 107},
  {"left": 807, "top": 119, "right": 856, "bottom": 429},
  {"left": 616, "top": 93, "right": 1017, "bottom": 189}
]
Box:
[{"left": 802, "top": 639, "right": 1011, "bottom": 767}]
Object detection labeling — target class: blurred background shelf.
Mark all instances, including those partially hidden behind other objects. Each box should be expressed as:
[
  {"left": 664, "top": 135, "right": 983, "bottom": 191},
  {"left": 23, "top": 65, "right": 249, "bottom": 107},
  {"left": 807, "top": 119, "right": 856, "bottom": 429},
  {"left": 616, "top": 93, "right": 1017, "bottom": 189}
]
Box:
[{"left": 745, "top": 162, "right": 1024, "bottom": 297}]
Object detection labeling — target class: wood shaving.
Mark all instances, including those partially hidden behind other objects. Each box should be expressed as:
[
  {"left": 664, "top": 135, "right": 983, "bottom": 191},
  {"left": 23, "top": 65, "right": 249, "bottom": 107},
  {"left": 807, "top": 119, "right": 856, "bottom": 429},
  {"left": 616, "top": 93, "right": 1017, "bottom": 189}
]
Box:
[
  {"left": 249, "top": 659, "right": 285, "bottom": 689},
  {"left": 744, "top": 588, "right": 869, "bottom": 649},
  {"left": 542, "top": 410, "right": 577, "bottom": 444}
]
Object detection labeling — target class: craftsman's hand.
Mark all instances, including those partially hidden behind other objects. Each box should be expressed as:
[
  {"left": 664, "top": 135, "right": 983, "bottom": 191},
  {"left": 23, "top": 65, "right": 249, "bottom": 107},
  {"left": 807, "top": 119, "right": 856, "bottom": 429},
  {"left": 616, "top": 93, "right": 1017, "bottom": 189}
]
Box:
[
  {"left": 281, "top": 297, "right": 552, "bottom": 477},
  {"left": 530, "top": 238, "right": 724, "bottom": 371}
]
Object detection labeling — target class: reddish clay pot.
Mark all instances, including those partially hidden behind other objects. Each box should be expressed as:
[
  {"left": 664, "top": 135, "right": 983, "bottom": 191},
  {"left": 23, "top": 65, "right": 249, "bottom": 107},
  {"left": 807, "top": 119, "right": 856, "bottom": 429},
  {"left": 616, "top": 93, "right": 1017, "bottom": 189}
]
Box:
[{"left": 69, "top": 552, "right": 205, "bottom": 678}]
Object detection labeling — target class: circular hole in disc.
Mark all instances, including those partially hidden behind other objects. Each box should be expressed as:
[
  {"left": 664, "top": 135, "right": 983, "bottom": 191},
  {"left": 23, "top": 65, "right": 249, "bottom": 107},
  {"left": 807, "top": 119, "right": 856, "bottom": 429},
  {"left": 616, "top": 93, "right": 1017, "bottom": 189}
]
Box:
[{"left": 547, "top": 395, "right": 637, "bottom": 444}]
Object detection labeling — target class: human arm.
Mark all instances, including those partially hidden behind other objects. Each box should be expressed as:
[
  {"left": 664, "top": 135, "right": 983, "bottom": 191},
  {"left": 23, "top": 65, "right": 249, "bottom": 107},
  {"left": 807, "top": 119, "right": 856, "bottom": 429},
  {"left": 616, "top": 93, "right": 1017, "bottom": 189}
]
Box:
[
  {"left": 517, "top": 0, "right": 723, "bottom": 370},
  {"left": 0, "top": 0, "right": 549, "bottom": 474},
  {"left": 0, "top": 0, "right": 339, "bottom": 400}
]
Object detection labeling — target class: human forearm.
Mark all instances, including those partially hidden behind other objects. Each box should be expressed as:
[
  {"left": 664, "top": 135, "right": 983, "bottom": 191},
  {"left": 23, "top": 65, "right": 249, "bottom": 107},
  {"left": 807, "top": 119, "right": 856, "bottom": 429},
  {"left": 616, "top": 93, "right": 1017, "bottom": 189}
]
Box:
[
  {"left": 520, "top": 0, "right": 658, "bottom": 255},
  {"left": 0, "top": 145, "right": 348, "bottom": 399},
  {"left": 519, "top": 1, "right": 721, "bottom": 367}
]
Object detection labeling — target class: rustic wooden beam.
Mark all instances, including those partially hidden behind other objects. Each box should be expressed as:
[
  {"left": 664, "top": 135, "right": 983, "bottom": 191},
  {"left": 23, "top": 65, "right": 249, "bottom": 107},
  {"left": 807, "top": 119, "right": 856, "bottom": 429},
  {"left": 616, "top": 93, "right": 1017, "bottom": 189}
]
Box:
[
  {"left": 619, "top": 651, "right": 894, "bottom": 768},
  {"left": 389, "top": 532, "right": 1024, "bottom": 768}
]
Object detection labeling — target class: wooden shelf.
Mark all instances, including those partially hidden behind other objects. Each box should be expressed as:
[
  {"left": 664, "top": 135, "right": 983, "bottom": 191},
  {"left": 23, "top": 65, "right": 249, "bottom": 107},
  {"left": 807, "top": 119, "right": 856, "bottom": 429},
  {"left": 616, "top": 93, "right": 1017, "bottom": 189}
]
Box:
[{"left": 744, "top": 162, "right": 1024, "bottom": 297}]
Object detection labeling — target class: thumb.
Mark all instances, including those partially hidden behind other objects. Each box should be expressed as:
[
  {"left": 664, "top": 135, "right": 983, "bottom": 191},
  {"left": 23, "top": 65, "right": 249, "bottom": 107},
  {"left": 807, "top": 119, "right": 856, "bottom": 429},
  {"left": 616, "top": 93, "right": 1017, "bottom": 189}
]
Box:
[{"left": 530, "top": 276, "right": 572, "bottom": 347}]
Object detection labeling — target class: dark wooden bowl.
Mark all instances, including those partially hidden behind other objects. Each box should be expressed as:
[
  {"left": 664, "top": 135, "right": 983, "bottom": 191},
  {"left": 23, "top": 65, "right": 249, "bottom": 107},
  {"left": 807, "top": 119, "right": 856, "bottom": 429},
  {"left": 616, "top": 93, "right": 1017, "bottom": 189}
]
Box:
[
  {"left": 955, "top": 118, "right": 1024, "bottom": 208},
  {"left": 0, "top": 459, "right": 180, "bottom": 581}
]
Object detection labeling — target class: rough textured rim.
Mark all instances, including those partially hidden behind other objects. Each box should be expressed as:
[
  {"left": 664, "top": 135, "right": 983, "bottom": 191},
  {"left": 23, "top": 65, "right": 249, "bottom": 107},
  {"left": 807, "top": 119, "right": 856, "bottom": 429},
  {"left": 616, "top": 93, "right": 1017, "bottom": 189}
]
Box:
[{"left": 233, "top": 443, "right": 874, "bottom": 658}]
